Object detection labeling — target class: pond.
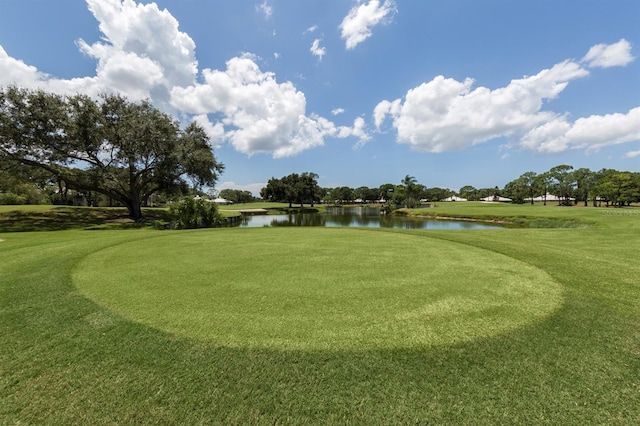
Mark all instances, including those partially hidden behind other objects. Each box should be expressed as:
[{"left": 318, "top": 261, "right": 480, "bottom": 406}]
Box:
[{"left": 235, "top": 206, "right": 503, "bottom": 230}]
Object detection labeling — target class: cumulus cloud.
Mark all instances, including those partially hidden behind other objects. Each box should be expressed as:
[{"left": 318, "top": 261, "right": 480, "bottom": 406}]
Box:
[
  {"left": 331, "top": 108, "right": 345, "bottom": 115},
  {"left": 350, "top": 117, "right": 371, "bottom": 147},
  {"left": 340, "top": 0, "right": 397, "bottom": 49},
  {"left": 624, "top": 149, "right": 640, "bottom": 159},
  {"left": 0, "top": 0, "right": 197, "bottom": 109},
  {"left": 78, "top": 0, "right": 197, "bottom": 104},
  {"left": 522, "top": 108, "right": 640, "bottom": 153},
  {"left": 336, "top": 117, "right": 371, "bottom": 146},
  {"left": 374, "top": 40, "right": 639, "bottom": 154},
  {"left": 373, "top": 99, "right": 401, "bottom": 129},
  {"left": 374, "top": 60, "right": 589, "bottom": 152},
  {"left": 310, "top": 39, "right": 326, "bottom": 61},
  {"left": 0, "top": 0, "right": 370, "bottom": 158},
  {"left": 170, "top": 56, "right": 343, "bottom": 158},
  {"left": 0, "top": 45, "right": 50, "bottom": 87},
  {"left": 582, "top": 39, "right": 635, "bottom": 68}
]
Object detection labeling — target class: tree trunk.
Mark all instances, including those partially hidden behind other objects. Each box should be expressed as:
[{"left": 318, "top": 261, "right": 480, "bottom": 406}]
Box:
[{"left": 125, "top": 197, "right": 143, "bottom": 220}]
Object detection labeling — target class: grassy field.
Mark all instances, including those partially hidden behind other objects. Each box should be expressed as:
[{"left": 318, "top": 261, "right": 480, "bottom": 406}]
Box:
[
  {"left": 405, "top": 201, "right": 640, "bottom": 228},
  {"left": 1, "top": 203, "right": 639, "bottom": 424}
]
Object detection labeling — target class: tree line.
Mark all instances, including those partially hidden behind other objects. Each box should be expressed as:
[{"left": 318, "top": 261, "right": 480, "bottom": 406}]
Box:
[
  {"left": 259, "top": 173, "right": 453, "bottom": 209},
  {"left": 499, "top": 165, "right": 640, "bottom": 207},
  {"left": 260, "top": 165, "right": 639, "bottom": 209}
]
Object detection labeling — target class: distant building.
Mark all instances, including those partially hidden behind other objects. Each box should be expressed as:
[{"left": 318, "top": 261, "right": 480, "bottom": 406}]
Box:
[
  {"left": 480, "top": 195, "right": 512, "bottom": 202},
  {"left": 524, "top": 193, "right": 574, "bottom": 202},
  {"left": 212, "top": 197, "right": 232, "bottom": 205}
]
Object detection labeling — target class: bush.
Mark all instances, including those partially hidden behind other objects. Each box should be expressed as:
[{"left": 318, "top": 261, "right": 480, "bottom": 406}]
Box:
[
  {"left": 169, "top": 197, "right": 225, "bottom": 229},
  {"left": 0, "top": 184, "right": 50, "bottom": 205},
  {"left": 0, "top": 192, "right": 26, "bottom": 205}
]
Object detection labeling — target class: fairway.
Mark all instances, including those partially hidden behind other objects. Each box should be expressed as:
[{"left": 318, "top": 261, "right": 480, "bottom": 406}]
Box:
[{"left": 73, "top": 228, "right": 562, "bottom": 350}]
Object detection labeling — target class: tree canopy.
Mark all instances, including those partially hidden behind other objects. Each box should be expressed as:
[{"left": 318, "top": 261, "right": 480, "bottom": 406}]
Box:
[
  {"left": 0, "top": 87, "right": 223, "bottom": 219},
  {"left": 261, "top": 172, "right": 321, "bottom": 208}
]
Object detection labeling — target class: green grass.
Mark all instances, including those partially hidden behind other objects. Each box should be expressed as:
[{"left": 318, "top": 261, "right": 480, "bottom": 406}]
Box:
[
  {"left": 1, "top": 204, "right": 639, "bottom": 424},
  {"left": 405, "top": 201, "right": 640, "bottom": 228},
  {"left": 0, "top": 205, "right": 172, "bottom": 232},
  {"left": 217, "top": 201, "right": 291, "bottom": 210},
  {"left": 73, "top": 228, "right": 561, "bottom": 350}
]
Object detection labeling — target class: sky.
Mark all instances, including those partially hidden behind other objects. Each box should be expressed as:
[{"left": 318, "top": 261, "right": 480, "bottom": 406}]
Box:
[{"left": 0, "top": 0, "right": 639, "bottom": 195}]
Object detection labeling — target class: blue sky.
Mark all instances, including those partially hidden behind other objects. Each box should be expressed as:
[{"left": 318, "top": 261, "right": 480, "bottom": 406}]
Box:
[{"left": 1, "top": 0, "right": 639, "bottom": 194}]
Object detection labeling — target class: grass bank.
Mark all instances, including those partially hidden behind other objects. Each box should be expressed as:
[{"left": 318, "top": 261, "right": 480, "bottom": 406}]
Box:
[{"left": 401, "top": 201, "right": 639, "bottom": 228}]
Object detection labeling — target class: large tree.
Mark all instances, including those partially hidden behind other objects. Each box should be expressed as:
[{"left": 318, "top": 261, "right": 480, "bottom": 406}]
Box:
[
  {"left": 572, "top": 168, "right": 593, "bottom": 207},
  {"left": 549, "top": 164, "right": 575, "bottom": 206},
  {"left": 261, "top": 172, "right": 320, "bottom": 207},
  {"left": 520, "top": 171, "right": 538, "bottom": 205},
  {"left": 218, "top": 189, "right": 255, "bottom": 204},
  {"left": 0, "top": 87, "right": 223, "bottom": 219},
  {"left": 534, "top": 172, "right": 553, "bottom": 206},
  {"left": 459, "top": 185, "right": 477, "bottom": 201}
]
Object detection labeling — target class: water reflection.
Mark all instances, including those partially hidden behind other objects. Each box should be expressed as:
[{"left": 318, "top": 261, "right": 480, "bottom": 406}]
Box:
[{"left": 238, "top": 206, "right": 502, "bottom": 230}]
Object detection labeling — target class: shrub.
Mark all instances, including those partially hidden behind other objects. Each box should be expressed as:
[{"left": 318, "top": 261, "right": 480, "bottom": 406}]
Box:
[
  {"left": 169, "top": 197, "right": 224, "bottom": 229},
  {"left": 0, "top": 192, "right": 26, "bottom": 205}
]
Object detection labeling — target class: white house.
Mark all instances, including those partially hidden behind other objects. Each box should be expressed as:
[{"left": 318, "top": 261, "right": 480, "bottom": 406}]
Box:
[
  {"left": 525, "top": 193, "right": 574, "bottom": 202},
  {"left": 441, "top": 196, "right": 468, "bottom": 202},
  {"left": 212, "top": 197, "right": 232, "bottom": 205},
  {"left": 480, "top": 195, "right": 512, "bottom": 202}
]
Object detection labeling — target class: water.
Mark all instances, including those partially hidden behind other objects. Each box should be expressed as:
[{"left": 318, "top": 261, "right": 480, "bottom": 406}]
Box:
[{"left": 236, "top": 206, "right": 503, "bottom": 230}]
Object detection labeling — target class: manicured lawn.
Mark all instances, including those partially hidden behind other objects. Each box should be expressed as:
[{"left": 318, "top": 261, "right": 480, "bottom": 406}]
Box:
[
  {"left": 74, "top": 228, "right": 561, "bottom": 350},
  {"left": 406, "top": 201, "right": 640, "bottom": 228},
  {"left": 1, "top": 204, "right": 639, "bottom": 424},
  {"left": 217, "top": 201, "right": 295, "bottom": 211}
]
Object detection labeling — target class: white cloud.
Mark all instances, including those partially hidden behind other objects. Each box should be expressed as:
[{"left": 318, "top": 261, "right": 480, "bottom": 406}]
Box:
[
  {"left": 0, "top": 0, "right": 369, "bottom": 159},
  {"left": 79, "top": 0, "right": 197, "bottom": 102},
  {"left": 351, "top": 117, "right": 371, "bottom": 147},
  {"left": 331, "top": 108, "right": 345, "bottom": 115},
  {"left": 340, "top": 0, "right": 397, "bottom": 50},
  {"left": 171, "top": 56, "right": 342, "bottom": 158},
  {"left": 0, "top": 44, "right": 102, "bottom": 96},
  {"left": 373, "top": 99, "right": 401, "bottom": 129},
  {"left": 582, "top": 39, "right": 635, "bottom": 68},
  {"left": 522, "top": 108, "right": 640, "bottom": 153},
  {"left": 373, "top": 39, "right": 640, "bottom": 155},
  {"left": 519, "top": 117, "right": 572, "bottom": 153},
  {"left": 0, "top": 45, "right": 50, "bottom": 87},
  {"left": 374, "top": 60, "right": 589, "bottom": 152},
  {"left": 257, "top": 1, "right": 272, "bottom": 19},
  {"left": 624, "top": 149, "right": 640, "bottom": 159},
  {"left": 1, "top": 0, "right": 197, "bottom": 109},
  {"left": 304, "top": 25, "right": 319, "bottom": 34},
  {"left": 310, "top": 39, "right": 326, "bottom": 61},
  {"left": 337, "top": 117, "right": 371, "bottom": 146}
]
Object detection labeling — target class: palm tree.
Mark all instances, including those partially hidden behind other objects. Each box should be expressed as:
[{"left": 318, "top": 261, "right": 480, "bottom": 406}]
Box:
[{"left": 401, "top": 175, "right": 418, "bottom": 208}]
